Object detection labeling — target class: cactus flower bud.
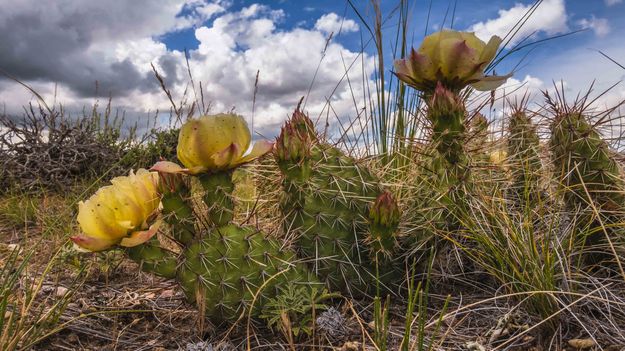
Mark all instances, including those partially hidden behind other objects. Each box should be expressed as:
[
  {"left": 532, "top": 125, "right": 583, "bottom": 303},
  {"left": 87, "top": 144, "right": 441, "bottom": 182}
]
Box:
[
  {"left": 394, "top": 30, "right": 510, "bottom": 93},
  {"left": 177, "top": 113, "right": 273, "bottom": 174},
  {"left": 369, "top": 191, "right": 401, "bottom": 229},
  {"left": 368, "top": 190, "right": 401, "bottom": 253},
  {"left": 151, "top": 160, "right": 187, "bottom": 194},
  {"left": 71, "top": 169, "right": 161, "bottom": 251},
  {"left": 430, "top": 82, "right": 463, "bottom": 113},
  {"left": 275, "top": 108, "right": 316, "bottom": 162}
]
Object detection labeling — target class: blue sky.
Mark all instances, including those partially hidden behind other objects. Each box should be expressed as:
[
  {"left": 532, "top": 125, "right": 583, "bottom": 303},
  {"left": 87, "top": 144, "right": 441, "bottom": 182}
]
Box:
[
  {"left": 160, "top": 0, "right": 625, "bottom": 78},
  {"left": 1, "top": 0, "right": 624, "bottom": 136}
]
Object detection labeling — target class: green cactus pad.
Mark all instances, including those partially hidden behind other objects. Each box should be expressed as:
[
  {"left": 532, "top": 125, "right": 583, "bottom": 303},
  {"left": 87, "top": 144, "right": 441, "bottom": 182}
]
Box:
[
  {"left": 199, "top": 171, "right": 235, "bottom": 227},
  {"left": 276, "top": 110, "right": 399, "bottom": 294},
  {"left": 177, "top": 224, "right": 318, "bottom": 322},
  {"left": 126, "top": 240, "right": 178, "bottom": 279},
  {"left": 507, "top": 110, "right": 542, "bottom": 206}
]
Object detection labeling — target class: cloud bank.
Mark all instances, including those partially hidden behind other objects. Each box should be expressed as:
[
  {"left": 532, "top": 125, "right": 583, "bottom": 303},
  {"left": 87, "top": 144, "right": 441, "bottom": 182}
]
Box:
[{"left": 0, "top": 1, "right": 374, "bottom": 137}]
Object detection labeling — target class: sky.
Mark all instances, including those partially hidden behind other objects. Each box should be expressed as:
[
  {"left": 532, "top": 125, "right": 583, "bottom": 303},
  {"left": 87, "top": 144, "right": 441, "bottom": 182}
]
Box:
[{"left": 0, "top": 0, "right": 624, "bottom": 138}]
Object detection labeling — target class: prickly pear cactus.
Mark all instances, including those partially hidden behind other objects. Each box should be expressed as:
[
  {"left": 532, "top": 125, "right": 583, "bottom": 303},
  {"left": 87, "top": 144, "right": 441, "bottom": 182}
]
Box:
[
  {"left": 550, "top": 108, "right": 625, "bottom": 253},
  {"left": 176, "top": 224, "right": 315, "bottom": 322},
  {"left": 75, "top": 114, "right": 320, "bottom": 323},
  {"left": 274, "top": 107, "right": 400, "bottom": 294},
  {"left": 393, "top": 29, "right": 511, "bottom": 266},
  {"left": 426, "top": 83, "right": 471, "bottom": 193},
  {"left": 401, "top": 83, "right": 472, "bottom": 263},
  {"left": 507, "top": 109, "right": 543, "bottom": 207}
]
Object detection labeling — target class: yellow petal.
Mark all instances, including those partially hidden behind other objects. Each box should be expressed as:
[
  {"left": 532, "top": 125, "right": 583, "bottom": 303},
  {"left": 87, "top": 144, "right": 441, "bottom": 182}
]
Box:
[
  {"left": 77, "top": 198, "right": 126, "bottom": 240},
  {"left": 478, "top": 35, "right": 502, "bottom": 66},
  {"left": 470, "top": 73, "right": 512, "bottom": 91},
  {"left": 459, "top": 32, "right": 486, "bottom": 53},
  {"left": 150, "top": 161, "right": 187, "bottom": 174},
  {"left": 211, "top": 143, "right": 241, "bottom": 169},
  {"left": 120, "top": 219, "right": 162, "bottom": 247},
  {"left": 393, "top": 57, "right": 413, "bottom": 78},
  {"left": 178, "top": 119, "right": 212, "bottom": 169},
  {"left": 419, "top": 32, "right": 443, "bottom": 69},
  {"left": 439, "top": 37, "right": 479, "bottom": 79},
  {"left": 71, "top": 234, "right": 118, "bottom": 252},
  {"left": 235, "top": 140, "right": 274, "bottom": 166}
]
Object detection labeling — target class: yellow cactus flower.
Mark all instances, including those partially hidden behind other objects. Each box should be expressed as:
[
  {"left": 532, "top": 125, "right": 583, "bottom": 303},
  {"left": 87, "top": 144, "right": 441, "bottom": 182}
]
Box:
[
  {"left": 394, "top": 30, "right": 511, "bottom": 93},
  {"left": 176, "top": 113, "right": 274, "bottom": 174},
  {"left": 71, "top": 169, "right": 161, "bottom": 251}
]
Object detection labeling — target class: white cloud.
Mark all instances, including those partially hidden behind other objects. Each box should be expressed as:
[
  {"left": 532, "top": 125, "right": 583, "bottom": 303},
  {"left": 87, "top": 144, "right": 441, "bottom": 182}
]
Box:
[
  {"left": 477, "top": 75, "right": 545, "bottom": 126},
  {"left": 195, "top": 2, "right": 227, "bottom": 20},
  {"left": 605, "top": 0, "right": 622, "bottom": 6},
  {"left": 0, "top": 3, "right": 375, "bottom": 139},
  {"left": 314, "top": 13, "right": 359, "bottom": 35},
  {"left": 187, "top": 6, "right": 373, "bottom": 134},
  {"left": 468, "top": 0, "right": 568, "bottom": 45},
  {"left": 578, "top": 16, "right": 611, "bottom": 37},
  {"left": 500, "top": 75, "right": 545, "bottom": 97}
]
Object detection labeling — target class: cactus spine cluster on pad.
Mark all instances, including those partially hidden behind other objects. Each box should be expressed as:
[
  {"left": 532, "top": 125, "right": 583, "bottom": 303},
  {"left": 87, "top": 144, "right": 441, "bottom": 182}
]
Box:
[
  {"left": 274, "top": 106, "right": 400, "bottom": 294},
  {"left": 73, "top": 113, "right": 320, "bottom": 322},
  {"left": 548, "top": 100, "right": 625, "bottom": 254}
]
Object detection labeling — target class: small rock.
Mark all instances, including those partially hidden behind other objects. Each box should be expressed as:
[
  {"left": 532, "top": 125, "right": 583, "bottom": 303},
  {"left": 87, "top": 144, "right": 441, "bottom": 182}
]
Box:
[
  {"left": 185, "top": 341, "right": 213, "bottom": 351},
  {"left": 340, "top": 341, "right": 360, "bottom": 351},
  {"left": 465, "top": 341, "right": 486, "bottom": 351},
  {"left": 55, "top": 286, "right": 69, "bottom": 297},
  {"left": 160, "top": 289, "right": 175, "bottom": 298}
]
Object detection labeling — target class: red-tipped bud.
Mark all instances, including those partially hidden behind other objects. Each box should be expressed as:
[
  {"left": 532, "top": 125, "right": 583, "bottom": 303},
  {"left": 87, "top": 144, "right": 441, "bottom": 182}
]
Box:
[
  {"left": 275, "top": 107, "right": 317, "bottom": 162},
  {"left": 369, "top": 190, "right": 401, "bottom": 228},
  {"left": 368, "top": 190, "right": 401, "bottom": 254},
  {"left": 429, "top": 82, "right": 462, "bottom": 112},
  {"left": 150, "top": 160, "right": 188, "bottom": 194}
]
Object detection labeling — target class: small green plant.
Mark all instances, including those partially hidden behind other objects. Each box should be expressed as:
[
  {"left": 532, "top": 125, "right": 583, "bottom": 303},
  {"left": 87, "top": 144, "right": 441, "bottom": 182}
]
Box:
[
  {"left": 0, "top": 192, "right": 38, "bottom": 228},
  {"left": 260, "top": 283, "right": 339, "bottom": 346},
  {"left": 372, "top": 294, "right": 391, "bottom": 350}
]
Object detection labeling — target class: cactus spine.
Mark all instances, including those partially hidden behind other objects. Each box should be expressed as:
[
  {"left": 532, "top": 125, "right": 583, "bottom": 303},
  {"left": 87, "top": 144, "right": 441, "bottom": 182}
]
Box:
[{"left": 275, "top": 107, "right": 399, "bottom": 294}]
